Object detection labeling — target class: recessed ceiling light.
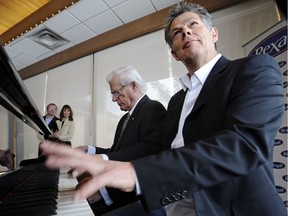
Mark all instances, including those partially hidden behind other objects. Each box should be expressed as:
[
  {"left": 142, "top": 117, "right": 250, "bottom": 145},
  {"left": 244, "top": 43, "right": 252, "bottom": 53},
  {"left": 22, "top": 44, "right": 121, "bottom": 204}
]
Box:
[{"left": 29, "top": 29, "right": 69, "bottom": 50}]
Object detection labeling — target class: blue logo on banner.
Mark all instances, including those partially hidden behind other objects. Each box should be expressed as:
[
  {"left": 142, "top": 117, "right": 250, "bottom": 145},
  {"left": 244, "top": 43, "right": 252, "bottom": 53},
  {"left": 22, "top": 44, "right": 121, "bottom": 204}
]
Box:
[
  {"left": 279, "top": 126, "right": 288, "bottom": 134},
  {"left": 273, "top": 162, "right": 285, "bottom": 169},
  {"left": 283, "top": 175, "right": 288, "bottom": 182},
  {"left": 274, "top": 139, "right": 283, "bottom": 146},
  {"left": 276, "top": 185, "right": 286, "bottom": 193},
  {"left": 249, "top": 27, "right": 287, "bottom": 57},
  {"left": 278, "top": 61, "right": 287, "bottom": 68},
  {"left": 281, "top": 150, "right": 287, "bottom": 157}
]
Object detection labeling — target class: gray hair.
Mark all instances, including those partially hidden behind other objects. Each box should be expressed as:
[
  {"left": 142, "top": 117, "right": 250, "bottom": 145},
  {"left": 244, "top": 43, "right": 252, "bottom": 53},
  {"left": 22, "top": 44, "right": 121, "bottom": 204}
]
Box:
[
  {"left": 106, "top": 65, "right": 147, "bottom": 93},
  {"left": 164, "top": 2, "right": 213, "bottom": 49}
]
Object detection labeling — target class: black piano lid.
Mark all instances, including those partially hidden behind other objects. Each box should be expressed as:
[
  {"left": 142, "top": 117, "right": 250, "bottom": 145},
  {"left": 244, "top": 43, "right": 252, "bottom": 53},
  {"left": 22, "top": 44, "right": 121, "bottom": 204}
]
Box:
[{"left": 0, "top": 44, "right": 51, "bottom": 138}]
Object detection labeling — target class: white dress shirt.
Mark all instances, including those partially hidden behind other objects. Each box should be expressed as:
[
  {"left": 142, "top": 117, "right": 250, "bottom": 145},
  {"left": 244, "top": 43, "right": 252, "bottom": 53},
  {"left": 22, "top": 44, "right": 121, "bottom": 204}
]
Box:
[
  {"left": 171, "top": 54, "right": 222, "bottom": 149},
  {"left": 166, "top": 54, "right": 222, "bottom": 216}
]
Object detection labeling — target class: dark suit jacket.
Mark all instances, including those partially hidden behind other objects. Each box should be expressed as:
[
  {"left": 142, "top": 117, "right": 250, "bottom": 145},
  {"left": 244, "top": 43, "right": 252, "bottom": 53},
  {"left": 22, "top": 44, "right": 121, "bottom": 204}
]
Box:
[
  {"left": 38, "top": 115, "right": 60, "bottom": 141},
  {"left": 96, "top": 95, "right": 166, "bottom": 161},
  {"left": 132, "top": 55, "right": 286, "bottom": 216},
  {"left": 95, "top": 95, "right": 166, "bottom": 212},
  {"left": 44, "top": 115, "right": 59, "bottom": 133}
]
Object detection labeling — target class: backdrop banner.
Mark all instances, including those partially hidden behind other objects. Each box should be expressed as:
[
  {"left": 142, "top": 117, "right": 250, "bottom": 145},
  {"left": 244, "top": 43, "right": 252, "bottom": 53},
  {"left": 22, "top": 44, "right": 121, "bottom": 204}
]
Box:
[{"left": 243, "top": 20, "right": 287, "bottom": 207}]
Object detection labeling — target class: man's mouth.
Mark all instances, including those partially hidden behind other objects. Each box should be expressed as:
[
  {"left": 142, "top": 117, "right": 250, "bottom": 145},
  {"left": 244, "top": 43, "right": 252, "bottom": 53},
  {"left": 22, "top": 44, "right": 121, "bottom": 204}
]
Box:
[
  {"left": 183, "top": 40, "right": 194, "bottom": 49},
  {"left": 183, "top": 39, "right": 198, "bottom": 49}
]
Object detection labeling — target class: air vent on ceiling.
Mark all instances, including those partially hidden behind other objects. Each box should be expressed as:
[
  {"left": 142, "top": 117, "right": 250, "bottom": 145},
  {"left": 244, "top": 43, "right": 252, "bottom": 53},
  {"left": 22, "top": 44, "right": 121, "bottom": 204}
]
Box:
[{"left": 29, "top": 29, "right": 69, "bottom": 50}]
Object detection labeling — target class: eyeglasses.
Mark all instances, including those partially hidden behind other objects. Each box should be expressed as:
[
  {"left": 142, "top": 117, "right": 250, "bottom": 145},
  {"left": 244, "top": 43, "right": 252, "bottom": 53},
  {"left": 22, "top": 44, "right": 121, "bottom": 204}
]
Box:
[
  {"left": 111, "top": 86, "right": 125, "bottom": 98},
  {"left": 47, "top": 107, "right": 57, "bottom": 111}
]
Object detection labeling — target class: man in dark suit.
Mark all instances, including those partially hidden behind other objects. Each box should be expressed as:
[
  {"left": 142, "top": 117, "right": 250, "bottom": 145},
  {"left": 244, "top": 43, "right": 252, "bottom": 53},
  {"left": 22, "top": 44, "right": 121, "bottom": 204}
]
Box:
[
  {"left": 39, "top": 103, "right": 59, "bottom": 134},
  {"left": 76, "top": 65, "right": 166, "bottom": 215},
  {"left": 37, "top": 103, "right": 59, "bottom": 156},
  {"left": 41, "top": 2, "right": 286, "bottom": 216}
]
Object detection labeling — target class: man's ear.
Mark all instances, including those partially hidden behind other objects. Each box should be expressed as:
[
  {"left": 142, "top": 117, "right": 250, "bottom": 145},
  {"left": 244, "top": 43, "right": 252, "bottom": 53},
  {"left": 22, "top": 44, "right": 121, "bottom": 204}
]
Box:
[
  {"left": 212, "top": 27, "right": 218, "bottom": 43},
  {"left": 131, "top": 81, "right": 137, "bottom": 90},
  {"left": 171, "top": 50, "right": 180, "bottom": 61}
]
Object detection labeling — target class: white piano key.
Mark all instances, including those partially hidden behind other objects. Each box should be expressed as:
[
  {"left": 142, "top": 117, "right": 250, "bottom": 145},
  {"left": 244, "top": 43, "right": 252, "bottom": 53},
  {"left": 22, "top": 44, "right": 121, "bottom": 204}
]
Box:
[{"left": 56, "top": 172, "right": 94, "bottom": 215}]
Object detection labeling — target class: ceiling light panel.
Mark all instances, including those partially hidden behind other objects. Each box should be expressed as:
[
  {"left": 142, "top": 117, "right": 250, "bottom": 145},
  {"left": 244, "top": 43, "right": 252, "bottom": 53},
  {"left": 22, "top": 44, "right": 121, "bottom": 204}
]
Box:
[{"left": 29, "top": 29, "right": 70, "bottom": 50}]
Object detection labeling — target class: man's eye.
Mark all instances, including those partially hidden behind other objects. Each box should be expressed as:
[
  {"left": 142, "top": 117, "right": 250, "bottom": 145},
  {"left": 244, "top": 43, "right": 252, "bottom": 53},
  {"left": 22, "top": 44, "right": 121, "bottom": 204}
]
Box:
[
  {"left": 172, "top": 31, "right": 181, "bottom": 39},
  {"left": 189, "top": 21, "right": 197, "bottom": 27}
]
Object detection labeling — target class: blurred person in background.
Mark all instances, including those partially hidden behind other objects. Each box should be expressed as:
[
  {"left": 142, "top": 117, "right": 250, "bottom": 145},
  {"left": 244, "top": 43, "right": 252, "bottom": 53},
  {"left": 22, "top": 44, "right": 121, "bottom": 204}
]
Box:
[{"left": 53, "top": 104, "right": 75, "bottom": 146}]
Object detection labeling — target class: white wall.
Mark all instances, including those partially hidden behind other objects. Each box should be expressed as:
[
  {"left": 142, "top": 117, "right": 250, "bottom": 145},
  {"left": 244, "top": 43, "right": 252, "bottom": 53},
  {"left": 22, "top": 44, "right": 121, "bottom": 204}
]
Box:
[
  {"left": 213, "top": 0, "right": 279, "bottom": 59},
  {"left": 15, "top": 55, "right": 93, "bottom": 165},
  {"left": 13, "top": 0, "right": 279, "bottom": 162}
]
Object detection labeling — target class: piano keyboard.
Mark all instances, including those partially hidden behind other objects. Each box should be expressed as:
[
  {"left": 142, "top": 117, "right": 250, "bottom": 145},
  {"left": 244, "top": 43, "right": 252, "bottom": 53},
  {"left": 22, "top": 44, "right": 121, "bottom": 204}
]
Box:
[
  {"left": 0, "top": 164, "right": 94, "bottom": 216},
  {"left": 57, "top": 172, "right": 94, "bottom": 215},
  {"left": 0, "top": 163, "right": 59, "bottom": 215}
]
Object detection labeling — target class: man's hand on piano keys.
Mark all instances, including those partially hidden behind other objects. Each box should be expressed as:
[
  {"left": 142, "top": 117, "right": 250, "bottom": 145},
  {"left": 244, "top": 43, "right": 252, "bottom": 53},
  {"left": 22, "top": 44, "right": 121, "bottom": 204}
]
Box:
[{"left": 40, "top": 141, "right": 137, "bottom": 202}]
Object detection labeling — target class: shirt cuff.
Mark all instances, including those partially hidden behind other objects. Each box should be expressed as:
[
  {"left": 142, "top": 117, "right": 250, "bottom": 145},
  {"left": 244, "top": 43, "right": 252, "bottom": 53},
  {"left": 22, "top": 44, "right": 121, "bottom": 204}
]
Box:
[
  {"left": 87, "top": 145, "right": 96, "bottom": 154},
  {"left": 99, "top": 188, "right": 113, "bottom": 206},
  {"left": 98, "top": 153, "right": 113, "bottom": 205},
  {"left": 101, "top": 154, "right": 109, "bottom": 161},
  {"left": 135, "top": 175, "right": 142, "bottom": 195}
]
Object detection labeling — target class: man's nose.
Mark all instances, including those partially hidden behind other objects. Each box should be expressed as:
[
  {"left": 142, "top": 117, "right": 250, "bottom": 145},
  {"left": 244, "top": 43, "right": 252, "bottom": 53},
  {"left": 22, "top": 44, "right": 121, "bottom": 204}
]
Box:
[{"left": 182, "top": 26, "right": 191, "bottom": 38}]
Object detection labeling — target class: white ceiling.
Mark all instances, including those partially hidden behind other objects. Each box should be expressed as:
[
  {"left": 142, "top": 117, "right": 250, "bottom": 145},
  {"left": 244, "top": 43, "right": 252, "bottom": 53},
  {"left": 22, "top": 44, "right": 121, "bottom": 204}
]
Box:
[{"left": 3, "top": 0, "right": 183, "bottom": 71}]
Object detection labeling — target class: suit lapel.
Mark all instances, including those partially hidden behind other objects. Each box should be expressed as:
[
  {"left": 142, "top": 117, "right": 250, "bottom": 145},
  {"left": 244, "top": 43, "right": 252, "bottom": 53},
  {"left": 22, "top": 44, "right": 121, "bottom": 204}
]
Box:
[
  {"left": 113, "top": 95, "right": 149, "bottom": 151},
  {"left": 112, "top": 114, "right": 128, "bottom": 151},
  {"left": 130, "top": 95, "right": 148, "bottom": 118},
  {"left": 171, "top": 89, "right": 187, "bottom": 123},
  {"left": 192, "top": 56, "right": 230, "bottom": 113}
]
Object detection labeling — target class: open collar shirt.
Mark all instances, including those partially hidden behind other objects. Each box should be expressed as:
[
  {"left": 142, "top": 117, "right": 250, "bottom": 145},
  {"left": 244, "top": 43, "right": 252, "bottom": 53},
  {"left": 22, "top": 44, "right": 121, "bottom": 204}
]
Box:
[{"left": 171, "top": 53, "right": 222, "bottom": 149}]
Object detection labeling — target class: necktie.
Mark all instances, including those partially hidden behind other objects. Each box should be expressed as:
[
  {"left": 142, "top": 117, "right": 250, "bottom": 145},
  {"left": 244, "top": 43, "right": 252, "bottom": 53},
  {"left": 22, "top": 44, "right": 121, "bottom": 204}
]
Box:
[
  {"left": 114, "top": 113, "right": 130, "bottom": 151},
  {"left": 119, "top": 113, "right": 130, "bottom": 139}
]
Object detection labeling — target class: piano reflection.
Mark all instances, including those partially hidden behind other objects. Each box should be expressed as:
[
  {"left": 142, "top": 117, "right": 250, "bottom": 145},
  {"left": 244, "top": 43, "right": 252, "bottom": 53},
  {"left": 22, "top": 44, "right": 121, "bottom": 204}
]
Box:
[{"left": 0, "top": 44, "right": 93, "bottom": 215}]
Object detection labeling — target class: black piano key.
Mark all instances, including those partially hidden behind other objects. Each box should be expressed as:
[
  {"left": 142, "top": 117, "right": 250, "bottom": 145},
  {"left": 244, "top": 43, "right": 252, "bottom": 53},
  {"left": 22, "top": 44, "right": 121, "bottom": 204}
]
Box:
[{"left": 0, "top": 163, "right": 60, "bottom": 215}]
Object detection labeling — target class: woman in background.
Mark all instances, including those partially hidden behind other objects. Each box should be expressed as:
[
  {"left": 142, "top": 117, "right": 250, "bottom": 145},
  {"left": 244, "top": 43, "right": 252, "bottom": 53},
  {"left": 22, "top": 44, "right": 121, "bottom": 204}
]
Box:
[{"left": 53, "top": 104, "right": 75, "bottom": 146}]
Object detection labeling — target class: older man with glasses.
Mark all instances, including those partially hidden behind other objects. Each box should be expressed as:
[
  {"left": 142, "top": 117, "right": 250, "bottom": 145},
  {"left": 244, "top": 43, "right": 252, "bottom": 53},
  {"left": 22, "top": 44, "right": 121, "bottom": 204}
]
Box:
[{"left": 76, "top": 65, "right": 167, "bottom": 216}]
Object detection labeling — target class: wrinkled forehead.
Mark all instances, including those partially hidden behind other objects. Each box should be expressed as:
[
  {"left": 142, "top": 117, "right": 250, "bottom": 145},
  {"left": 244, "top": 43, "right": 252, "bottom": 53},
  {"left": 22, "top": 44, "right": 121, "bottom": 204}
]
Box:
[
  {"left": 109, "top": 76, "right": 122, "bottom": 89},
  {"left": 170, "top": 12, "right": 201, "bottom": 30}
]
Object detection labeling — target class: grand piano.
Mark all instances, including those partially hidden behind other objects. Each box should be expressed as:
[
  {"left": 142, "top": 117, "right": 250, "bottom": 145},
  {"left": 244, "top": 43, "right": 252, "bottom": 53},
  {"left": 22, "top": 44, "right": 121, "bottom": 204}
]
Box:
[{"left": 0, "top": 44, "right": 94, "bottom": 215}]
